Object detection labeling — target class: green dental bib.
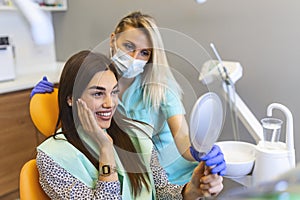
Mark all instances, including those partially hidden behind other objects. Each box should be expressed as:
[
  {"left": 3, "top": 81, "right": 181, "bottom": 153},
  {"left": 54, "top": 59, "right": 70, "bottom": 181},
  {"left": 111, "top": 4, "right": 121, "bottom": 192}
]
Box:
[{"left": 38, "top": 125, "right": 155, "bottom": 200}]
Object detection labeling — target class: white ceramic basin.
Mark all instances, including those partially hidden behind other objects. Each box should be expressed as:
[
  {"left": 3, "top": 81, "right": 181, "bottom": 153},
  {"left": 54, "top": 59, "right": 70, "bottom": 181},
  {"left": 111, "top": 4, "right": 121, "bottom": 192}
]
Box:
[{"left": 216, "top": 141, "right": 256, "bottom": 178}]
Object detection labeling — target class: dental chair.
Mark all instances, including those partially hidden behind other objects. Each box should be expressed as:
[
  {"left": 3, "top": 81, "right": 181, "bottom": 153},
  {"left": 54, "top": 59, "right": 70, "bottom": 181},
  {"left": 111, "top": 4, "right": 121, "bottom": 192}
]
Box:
[
  {"left": 19, "top": 159, "right": 50, "bottom": 200},
  {"left": 29, "top": 88, "right": 59, "bottom": 137},
  {"left": 19, "top": 88, "right": 59, "bottom": 200}
]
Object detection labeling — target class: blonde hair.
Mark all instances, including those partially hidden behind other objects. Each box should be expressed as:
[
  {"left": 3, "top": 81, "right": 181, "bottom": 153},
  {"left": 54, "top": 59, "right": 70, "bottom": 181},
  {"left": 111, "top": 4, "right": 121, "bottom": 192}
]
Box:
[{"left": 114, "top": 11, "right": 183, "bottom": 109}]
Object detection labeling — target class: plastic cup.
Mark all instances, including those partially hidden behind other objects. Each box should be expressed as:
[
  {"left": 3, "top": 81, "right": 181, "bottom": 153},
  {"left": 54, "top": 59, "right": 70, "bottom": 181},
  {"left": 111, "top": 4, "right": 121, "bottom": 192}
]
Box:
[{"left": 261, "top": 118, "right": 282, "bottom": 148}]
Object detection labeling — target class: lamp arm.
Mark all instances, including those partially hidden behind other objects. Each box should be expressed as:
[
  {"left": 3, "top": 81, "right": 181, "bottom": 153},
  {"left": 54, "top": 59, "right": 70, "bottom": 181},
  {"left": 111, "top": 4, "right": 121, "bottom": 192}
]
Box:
[
  {"left": 12, "top": 0, "right": 54, "bottom": 45},
  {"left": 200, "top": 58, "right": 264, "bottom": 143},
  {"left": 224, "top": 84, "right": 263, "bottom": 143}
]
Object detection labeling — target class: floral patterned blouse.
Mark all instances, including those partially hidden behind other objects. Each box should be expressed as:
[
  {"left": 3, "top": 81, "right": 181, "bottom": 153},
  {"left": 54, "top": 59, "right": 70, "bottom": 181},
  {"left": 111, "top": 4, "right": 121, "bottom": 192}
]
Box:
[{"left": 37, "top": 148, "right": 185, "bottom": 199}]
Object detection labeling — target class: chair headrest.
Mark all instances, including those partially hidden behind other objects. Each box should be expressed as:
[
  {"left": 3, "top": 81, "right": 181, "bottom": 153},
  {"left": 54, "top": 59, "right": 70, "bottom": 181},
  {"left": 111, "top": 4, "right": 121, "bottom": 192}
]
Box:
[{"left": 29, "top": 88, "right": 59, "bottom": 137}]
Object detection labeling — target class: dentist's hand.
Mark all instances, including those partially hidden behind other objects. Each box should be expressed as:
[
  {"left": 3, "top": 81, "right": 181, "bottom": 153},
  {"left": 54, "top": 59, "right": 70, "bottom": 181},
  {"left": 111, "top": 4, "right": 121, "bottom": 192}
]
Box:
[
  {"left": 30, "top": 76, "right": 54, "bottom": 98},
  {"left": 190, "top": 145, "right": 226, "bottom": 176}
]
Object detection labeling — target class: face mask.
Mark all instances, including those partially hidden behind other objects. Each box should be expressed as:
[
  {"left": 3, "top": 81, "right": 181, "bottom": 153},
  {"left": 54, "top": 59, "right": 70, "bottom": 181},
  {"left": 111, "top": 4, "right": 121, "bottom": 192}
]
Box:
[{"left": 111, "top": 48, "right": 147, "bottom": 78}]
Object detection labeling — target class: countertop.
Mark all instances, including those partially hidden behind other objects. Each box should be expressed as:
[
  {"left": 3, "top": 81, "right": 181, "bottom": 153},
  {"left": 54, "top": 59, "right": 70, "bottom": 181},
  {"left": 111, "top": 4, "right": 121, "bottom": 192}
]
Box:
[{"left": 0, "top": 62, "right": 64, "bottom": 94}]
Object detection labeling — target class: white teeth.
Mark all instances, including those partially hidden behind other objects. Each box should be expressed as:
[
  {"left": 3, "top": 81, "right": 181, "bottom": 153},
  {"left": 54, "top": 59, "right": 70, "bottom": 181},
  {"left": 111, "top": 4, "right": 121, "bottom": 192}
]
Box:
[{"left": 97, "top": 112, "right": 111, "bottom": 117}]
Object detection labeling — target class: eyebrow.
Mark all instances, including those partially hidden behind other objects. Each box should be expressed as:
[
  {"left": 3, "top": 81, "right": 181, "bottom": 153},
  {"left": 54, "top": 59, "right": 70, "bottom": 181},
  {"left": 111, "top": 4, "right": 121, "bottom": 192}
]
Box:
[
  {"left": 125, "top": 40, "right": 151, "bottom": 50},
  {"left": 88, "top": 84, "right": 118, "bottom": 91}
]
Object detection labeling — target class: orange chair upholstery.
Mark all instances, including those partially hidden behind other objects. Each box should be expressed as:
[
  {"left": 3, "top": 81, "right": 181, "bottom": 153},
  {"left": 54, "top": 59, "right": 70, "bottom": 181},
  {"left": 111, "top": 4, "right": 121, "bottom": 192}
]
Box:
[
  {"left": 19, "top": 159, "right": 50, "bottom": 200},
  {"left": 20, "top": 89, "right": 60, "bottom": 199},
  {"left": 29, "top": 88, "right": 60, "bottom": 137}
]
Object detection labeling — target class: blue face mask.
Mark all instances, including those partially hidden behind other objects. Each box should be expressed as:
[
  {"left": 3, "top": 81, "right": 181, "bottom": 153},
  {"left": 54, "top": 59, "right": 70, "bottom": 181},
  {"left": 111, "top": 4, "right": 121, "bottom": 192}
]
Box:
[{"left": 111, "top": 48, "right": 147, "bottom": 78}]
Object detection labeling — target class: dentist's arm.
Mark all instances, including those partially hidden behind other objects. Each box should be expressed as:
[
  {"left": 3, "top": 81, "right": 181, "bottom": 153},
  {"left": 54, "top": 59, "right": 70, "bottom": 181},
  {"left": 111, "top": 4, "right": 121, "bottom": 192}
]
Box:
[
  {"left": 168, "top": 114, "right": 194, "bottom": 161},
  {"left": 168, "top": 114, "right": 226, "bottom": 176}
]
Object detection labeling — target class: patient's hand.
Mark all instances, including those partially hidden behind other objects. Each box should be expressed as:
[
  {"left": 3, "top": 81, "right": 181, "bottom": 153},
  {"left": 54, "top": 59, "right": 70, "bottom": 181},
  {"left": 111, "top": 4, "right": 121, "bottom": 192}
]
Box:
[
  {"left": 76, "top": 99, "right": 113, "bottom": 148},
  {"left": 182, "top": 161, "right": 223, "bottom": 199}
]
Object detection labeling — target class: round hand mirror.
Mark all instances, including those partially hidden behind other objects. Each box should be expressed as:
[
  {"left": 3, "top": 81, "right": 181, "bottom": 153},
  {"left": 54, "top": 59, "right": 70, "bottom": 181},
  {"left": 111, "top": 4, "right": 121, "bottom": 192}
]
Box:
[{"left": 189, "top": 92, "right": 224, "bottom": 154}]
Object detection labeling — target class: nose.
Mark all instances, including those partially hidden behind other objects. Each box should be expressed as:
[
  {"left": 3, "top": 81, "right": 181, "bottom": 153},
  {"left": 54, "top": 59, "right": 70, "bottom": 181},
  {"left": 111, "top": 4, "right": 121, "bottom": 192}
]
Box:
[
  {"left": 103, "top": 95, "right": 113, "bottom": 108},
  {"left": 127, "top": 50, "right": 139, "bottom": 59}
]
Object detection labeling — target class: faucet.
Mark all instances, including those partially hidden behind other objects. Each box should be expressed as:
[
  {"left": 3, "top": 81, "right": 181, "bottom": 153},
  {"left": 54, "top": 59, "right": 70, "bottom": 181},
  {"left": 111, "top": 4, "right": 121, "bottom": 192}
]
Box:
[{"left": 267, "top": 103, "right": 294, "bottom": 151}]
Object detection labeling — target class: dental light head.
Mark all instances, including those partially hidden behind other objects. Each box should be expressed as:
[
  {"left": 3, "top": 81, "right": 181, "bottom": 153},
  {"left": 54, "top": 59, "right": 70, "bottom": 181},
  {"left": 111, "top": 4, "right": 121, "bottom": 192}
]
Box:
[{"left": 13, "top": 0, "right": 54, "bottom": 45}]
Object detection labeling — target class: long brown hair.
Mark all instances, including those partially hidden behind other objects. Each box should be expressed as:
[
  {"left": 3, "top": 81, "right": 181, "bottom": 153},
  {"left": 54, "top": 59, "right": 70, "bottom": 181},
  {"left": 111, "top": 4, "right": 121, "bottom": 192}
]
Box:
[{"left": 54, "top": 50, "right": 150, "bottom": 197}]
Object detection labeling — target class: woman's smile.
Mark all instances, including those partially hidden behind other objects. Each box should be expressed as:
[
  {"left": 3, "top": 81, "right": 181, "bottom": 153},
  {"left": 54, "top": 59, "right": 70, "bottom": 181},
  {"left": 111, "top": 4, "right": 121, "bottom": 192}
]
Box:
[{"left": 95, "top": 110, "right": 113, "bottom": 121}]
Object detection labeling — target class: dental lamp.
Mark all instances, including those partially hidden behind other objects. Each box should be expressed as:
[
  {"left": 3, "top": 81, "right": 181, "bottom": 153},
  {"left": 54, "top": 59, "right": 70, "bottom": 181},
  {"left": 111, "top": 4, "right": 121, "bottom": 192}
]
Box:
[
  {"left": 12, "top": 0, "right": 54, "bottom": 45},
  {"left": 195, "top": 0, "right": 207, "bottom": 4}
]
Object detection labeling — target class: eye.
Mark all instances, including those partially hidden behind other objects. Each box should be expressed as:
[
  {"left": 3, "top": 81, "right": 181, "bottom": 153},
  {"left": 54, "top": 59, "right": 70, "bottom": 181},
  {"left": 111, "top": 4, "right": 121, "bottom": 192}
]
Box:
[
  {"left": 123, "top": 42, "right": 135, "bottom": 52},
  {"left": 112, "top": 89, "right": 120, "bottom": 95},
  {"left": 93, "top": 91, "right": 105, "bottom": 97},
  {"left": 140, "top": 49, "right": 151, "bottom": 57}
]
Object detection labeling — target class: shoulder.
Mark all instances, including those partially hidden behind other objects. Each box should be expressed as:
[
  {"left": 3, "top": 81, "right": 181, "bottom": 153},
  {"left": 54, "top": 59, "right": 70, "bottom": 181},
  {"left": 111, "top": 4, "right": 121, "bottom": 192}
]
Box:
[
  {"left": 37, "top": 135, "right": 79, "bottom": 158},
  {"left": 37, "top": 135, "right": 94, "bottom": 174}
]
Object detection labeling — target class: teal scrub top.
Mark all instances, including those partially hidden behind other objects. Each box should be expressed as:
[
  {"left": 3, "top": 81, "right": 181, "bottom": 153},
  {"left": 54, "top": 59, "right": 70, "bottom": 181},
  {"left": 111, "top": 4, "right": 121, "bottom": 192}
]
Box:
[{"left": 117, "top": 75, "right": 198, "bottom": 185}]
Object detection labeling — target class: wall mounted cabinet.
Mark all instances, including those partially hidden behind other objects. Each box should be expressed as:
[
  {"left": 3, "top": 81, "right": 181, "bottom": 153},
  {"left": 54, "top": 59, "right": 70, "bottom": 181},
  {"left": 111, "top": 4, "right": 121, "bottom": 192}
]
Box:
[{"left": 0, "top": 0, "right": 67, "bottom": 11}]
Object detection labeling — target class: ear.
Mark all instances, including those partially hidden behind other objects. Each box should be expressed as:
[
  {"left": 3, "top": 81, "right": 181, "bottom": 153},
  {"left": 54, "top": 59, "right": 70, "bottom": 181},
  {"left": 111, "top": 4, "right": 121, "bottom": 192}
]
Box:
[
  {"left": 67, "top": 96, "right": 72, "bottom": 107},
  {"left": 110, "top": 33, "right": 116, "bottom": 48}
]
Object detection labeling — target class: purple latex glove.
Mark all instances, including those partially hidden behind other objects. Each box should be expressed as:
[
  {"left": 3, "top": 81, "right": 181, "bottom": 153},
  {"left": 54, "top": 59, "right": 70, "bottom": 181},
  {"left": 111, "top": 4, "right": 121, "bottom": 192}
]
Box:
[
  {"left": 30, "top": 76, "right": 54, "bottom": 98},
  {"left": 190, "top": 144, "right": 226, "bottom": 176}
]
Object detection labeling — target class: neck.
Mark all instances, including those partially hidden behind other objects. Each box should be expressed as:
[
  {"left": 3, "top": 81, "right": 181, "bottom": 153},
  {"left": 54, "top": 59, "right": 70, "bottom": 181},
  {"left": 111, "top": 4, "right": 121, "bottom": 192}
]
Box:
[{"left": 118, "top": 77, "right": 135, "bottom": 100}]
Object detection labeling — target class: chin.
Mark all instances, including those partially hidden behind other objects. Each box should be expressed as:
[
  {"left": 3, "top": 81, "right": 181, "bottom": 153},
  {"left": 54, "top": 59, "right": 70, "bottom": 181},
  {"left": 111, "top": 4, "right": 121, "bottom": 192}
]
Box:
[{"left": 99, "top": 121, "right": 112, "bottom": 129}]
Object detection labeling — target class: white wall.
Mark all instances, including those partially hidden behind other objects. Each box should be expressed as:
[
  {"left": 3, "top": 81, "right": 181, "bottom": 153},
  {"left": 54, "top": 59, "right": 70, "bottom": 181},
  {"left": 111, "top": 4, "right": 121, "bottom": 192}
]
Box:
[{"left": 0, "top": 10, "right": 56, "bottom": 75}]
